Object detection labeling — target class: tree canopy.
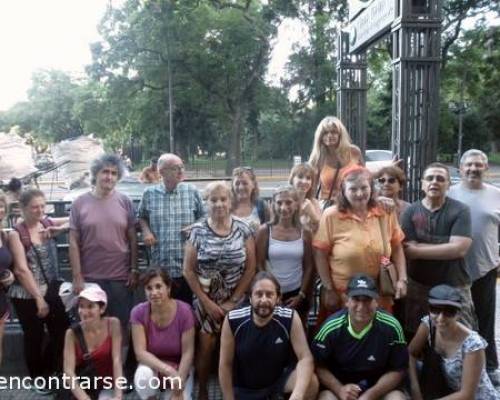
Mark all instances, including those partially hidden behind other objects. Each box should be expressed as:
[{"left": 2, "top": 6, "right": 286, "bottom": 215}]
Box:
[{"left": 2, "top": 0, "right": 498, "bottom": 165}]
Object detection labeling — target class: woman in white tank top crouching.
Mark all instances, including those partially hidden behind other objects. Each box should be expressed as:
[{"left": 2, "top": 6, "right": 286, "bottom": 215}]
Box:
[{"left": 255, "top": 186, "right": 314, "bottom": 326}]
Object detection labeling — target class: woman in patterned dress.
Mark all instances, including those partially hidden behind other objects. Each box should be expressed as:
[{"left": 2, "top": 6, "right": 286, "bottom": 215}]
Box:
[{"left": 183, "top": 181, "right": 256, "bottom": 400}]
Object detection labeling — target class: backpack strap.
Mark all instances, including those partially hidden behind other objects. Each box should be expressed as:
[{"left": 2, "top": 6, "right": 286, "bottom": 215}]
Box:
[
  {"left": 256, "top": 198, "right": 266, "bottom": 224},
  {"left": 14, "top": 218, "right": 53, "bottom": 252}
]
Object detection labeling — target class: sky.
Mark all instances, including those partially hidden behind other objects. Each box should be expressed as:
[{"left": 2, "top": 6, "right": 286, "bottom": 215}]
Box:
[
  {"left": 0, "top": 0, "right": 107, "bottom": 111},
  {"left": 0, "top": 2, "right": 496, "bottom": 112}
]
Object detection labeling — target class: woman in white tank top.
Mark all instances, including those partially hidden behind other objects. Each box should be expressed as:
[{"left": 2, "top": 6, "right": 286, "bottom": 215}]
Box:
[{"left": 255, "top": 186, "right": 314, "bottom": 325}]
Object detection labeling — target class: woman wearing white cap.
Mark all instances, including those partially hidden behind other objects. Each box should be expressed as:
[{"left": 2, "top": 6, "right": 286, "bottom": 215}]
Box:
[{"left": 63, "top": 285, "right": 123, "bottom": 400}]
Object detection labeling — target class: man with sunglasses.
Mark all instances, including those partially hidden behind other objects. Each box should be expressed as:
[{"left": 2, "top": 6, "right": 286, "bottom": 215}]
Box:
[
  {"left": 138, "top": 153, "right": 205, "bottom": 304},
  {"left": 312, "top": 274, "right": 408, "bottom": 400},
  {"left": 447, "top": 149, "right": 500, "bottom": 385},
  {"left": 401, "top": 162, "right": 474, "bottom": 340}
]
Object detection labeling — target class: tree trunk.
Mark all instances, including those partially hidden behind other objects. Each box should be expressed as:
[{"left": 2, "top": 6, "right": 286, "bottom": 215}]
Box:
[{"left": 226, "top": 105, "right": 242, "bottom": 175}]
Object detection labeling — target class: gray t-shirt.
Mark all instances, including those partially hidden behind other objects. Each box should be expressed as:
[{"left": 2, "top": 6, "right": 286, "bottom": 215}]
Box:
[
  {"left": 70, "top": 191, "right": 135, "bottom": 280},
  {"left": 448, "top": 183, "right": 500, "bottom": 280},
  {"left": 401, "top": 197, "right": 471, "bottom": 287}
]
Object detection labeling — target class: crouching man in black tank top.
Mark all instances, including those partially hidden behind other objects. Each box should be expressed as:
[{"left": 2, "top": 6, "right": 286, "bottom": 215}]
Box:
[{"left": 219, "top": 271, "right": 319, "bottom": 400}]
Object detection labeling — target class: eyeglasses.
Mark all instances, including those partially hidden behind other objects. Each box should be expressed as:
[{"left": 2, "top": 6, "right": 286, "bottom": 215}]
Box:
[
  {"left": 377, "top": 177, "right": 397, "bottom": 184},
  {"left": 428, "top": 305, "right": 458, "bottom": 317},
  {"left": 233, "top": 166, "right": 254, "bottom": 175},
  {"left": 423, "top": 175, "right": 447, "bottom": 183}
]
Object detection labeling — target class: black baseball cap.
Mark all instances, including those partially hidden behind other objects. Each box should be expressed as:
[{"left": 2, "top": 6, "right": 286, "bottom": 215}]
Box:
[
  {"left": 347, "top": 274, "right": 379, "bottom": 299},
  {"left": 428, "top": 284, "right": 462, "bottom": 309}
]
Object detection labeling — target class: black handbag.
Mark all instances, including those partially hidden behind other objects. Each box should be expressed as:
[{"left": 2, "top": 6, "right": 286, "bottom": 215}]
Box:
[
  {"left": 419, "top": 321, "right": 454, "bottom": 398},
  {"left": 55, "top": 323, "right": 100, "bottom": 400}
]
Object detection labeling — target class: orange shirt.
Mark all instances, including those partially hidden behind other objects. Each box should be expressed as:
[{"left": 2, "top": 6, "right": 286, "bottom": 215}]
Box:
[
  {"left": 313, "top": 205, "right": 404, "bottom": 291},
  {"left": 319, "top": 161, "right": 356, "bottom": 200}
]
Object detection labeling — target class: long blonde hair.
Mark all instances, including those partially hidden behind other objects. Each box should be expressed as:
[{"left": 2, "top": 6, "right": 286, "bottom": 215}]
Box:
[{"left": 308, "top": 116, "right": 353, "bottom": 170}]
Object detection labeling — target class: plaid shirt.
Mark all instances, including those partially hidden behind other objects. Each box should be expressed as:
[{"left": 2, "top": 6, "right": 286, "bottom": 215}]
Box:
[{"left": 138, "top": 182, "right": 205, "bottom": 277}]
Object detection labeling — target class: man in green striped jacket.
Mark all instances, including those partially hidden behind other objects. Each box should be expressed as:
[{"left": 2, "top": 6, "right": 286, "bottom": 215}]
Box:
[{"left": 311, "top": 274, "right": 408, "bottom": 400}]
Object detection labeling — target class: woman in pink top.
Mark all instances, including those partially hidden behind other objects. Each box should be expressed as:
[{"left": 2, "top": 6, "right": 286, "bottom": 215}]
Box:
[
  {"left": 63, "top": 285, "right": 123, "bottom": 400},
  {"left": 131, "top": 268, "right": 195, "bottom": 400}
]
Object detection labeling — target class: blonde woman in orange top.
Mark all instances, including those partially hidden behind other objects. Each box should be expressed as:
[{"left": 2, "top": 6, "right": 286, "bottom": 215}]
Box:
[
  {"left": 308, "top": 117, "right": 362, "bottom": 208},
  {"left": 313, "top": 167, "right": 408, "bottom": 319}
]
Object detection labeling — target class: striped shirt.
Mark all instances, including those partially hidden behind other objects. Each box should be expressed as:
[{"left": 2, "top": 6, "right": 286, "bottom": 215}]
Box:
[
  {"left": 138, "top": 182, "right": 205, "bottom": 278},
  {"left": 189, "top": 217, "right": 252, "bottom": 294}
]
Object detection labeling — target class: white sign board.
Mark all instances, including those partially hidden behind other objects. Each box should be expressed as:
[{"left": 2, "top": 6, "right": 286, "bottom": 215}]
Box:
[
  {"left": 349, "top": 0, "right": 396, "bottom": 52},
  {"left": 349, "top": 0, "right": 373, "bottom": 21}
]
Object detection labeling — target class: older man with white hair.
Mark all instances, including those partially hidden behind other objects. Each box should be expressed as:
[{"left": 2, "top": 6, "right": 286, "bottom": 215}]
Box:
[
  {"left": 138, "top": 153, "right": 205, "bottom": 304},
  {"left": 448, "top": 149, "right": 500, "bottom": 385}
]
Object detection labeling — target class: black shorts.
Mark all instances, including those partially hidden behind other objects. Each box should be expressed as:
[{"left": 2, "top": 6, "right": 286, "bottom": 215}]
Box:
[{"left": 234, "top": 366, "right": 294, "bottom": 400}]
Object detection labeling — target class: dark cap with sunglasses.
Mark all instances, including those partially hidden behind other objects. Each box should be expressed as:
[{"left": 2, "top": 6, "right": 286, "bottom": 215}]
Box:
[{"left": 428, "top": 284, "right": 462, "bottom": 309}]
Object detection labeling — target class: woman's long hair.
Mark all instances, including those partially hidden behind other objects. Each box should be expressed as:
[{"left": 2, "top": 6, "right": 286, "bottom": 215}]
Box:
[
  {"left": 308, "top": 116, "right": 353, "bottom": 170},
  {"left": 288, "top": 163, "right": 317, "bottom": 200},
  {"left": 270, "top": 186, "right": 301, "bottom": 228}
]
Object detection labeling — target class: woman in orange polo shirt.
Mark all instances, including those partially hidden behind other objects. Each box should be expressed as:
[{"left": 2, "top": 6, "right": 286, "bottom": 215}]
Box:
[
  {"left": 308, "top": 116, "right": 362, "bottom": 209},
  {"left": 313, "top": 166, "right": 408, "bottom": 318}
]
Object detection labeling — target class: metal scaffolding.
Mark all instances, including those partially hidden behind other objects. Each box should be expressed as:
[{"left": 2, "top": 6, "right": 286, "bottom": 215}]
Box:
[{"left": 338, "top": 0, "right": 442, "bottom": 201}]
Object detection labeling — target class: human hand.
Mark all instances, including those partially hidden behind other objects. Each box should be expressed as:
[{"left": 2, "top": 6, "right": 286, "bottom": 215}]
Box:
[
  {"left": 284, "top": 295, "right": 301, "bottom": 309},
  {"left": 403, "top": 241, "right": 419, "bottom": 259},
  {"left": 202, "top": 298, "right": 225, "bottom": 322},
  {"left": 143, "top": 232, "right": 157, "bottom": 247},
  {"left": 0, "top": 270, "right": 14, "bottom": 287},
  {"left": 39, "top": 225, "right": 61, "bottom": 240},
  {"left": 220, "top": 300, "right": 237, "bottom": 314},
  {"left": 377, "top": 197, "right": 396, "bottom": 213},
  {"left": 127, "top": 270, "right": 140, "bottom": 289},
  {"left": 321, "top": 288, "right": 340, "bottom": 313},
  {"left": 72, "top": 275, "right": 85, "bottom": 294},
  {"left": 35, "top": 296, "right": 49, "bottom": 318},
  {"left": 339, "top": 383, "right": 362, "bottom": 400},
  {"left": 395, "top": 279, "right": 407, "bottom": 299}
]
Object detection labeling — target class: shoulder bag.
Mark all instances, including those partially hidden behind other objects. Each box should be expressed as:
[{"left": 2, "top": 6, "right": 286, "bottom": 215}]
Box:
[
  {"left": 377, "top": 216, "right": 397, "bottom": 297},
  {"left": 419, "top": 320, "right": 454, "bottom": 398}
]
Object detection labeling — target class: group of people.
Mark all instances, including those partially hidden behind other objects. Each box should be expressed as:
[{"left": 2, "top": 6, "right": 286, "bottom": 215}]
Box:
[{"left": 0, "top": 115, "right": 497, "bottom": 400}]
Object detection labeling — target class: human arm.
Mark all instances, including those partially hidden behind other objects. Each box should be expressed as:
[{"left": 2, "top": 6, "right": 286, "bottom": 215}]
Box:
[
  {"left": 69, "top": 229, "right": 85, "bottom": 294},
  {"left": 221, "top": 237, "right": 256, "bottom": 312},
  {"left": 437, "top": 350, "right": 484, "bottom": 400},
  {"left": 302, "top": 199, "right": 321, "bottom": 232},
  {"left": 175, "top": 326, "right": 195, "bottom": 395},
  {"left": 41, "top": 217, "right": 69, "bottom": 239},
  {"left": 63, "top": 328, "right": 94, "bottom": 400},
  {"left": 219, "top": 316, "right": 235, "bottom": 400},
  {"left": 391, "top": 242, "right": 407, "bottom": 299},
  {"left": 182, "top": 242, "right": 225, "bottom": 321},
  {"left": 289, "top": 311, "right": 314, "bottom": 399},
  {"left": 408, "top": 322, "right": 429, "bottom": 400},
  {"left": 286, "top": 231, "right": 314, "bottom": 308},
  {"left": 404, "top": 236, "right": 472, "bottom": 260},
  {"left": 109, "top": 317, "right": 123, "bottom": 400},
  {"left": 126, "top": 225, "right": 139, "bottom": 289},
  {"left": 131, "top": 322, "right": 180, "bottom": 377},
  {"left": 138, "top": 218, "right": 157, "bottom": 247},
  {"left": 8, "top": 230, "right": 48, "bottom": 318}
]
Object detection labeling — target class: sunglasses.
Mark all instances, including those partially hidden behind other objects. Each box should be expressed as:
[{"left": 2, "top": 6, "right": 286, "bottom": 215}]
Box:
[
  {"left": 423, "top": 174, "right": 447, "bottom": 183},
  {"left": 428, "top": 305, "right": 458, "bottom": 317},
  {"left": 233, "top": 166, "right": 254, "bottom": 174},
  {"left": 164, "top": 165, "right": 185, "bottom": 172},
  {"left": 377, "top": 177, "right": 397, "bottom": 184}
]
